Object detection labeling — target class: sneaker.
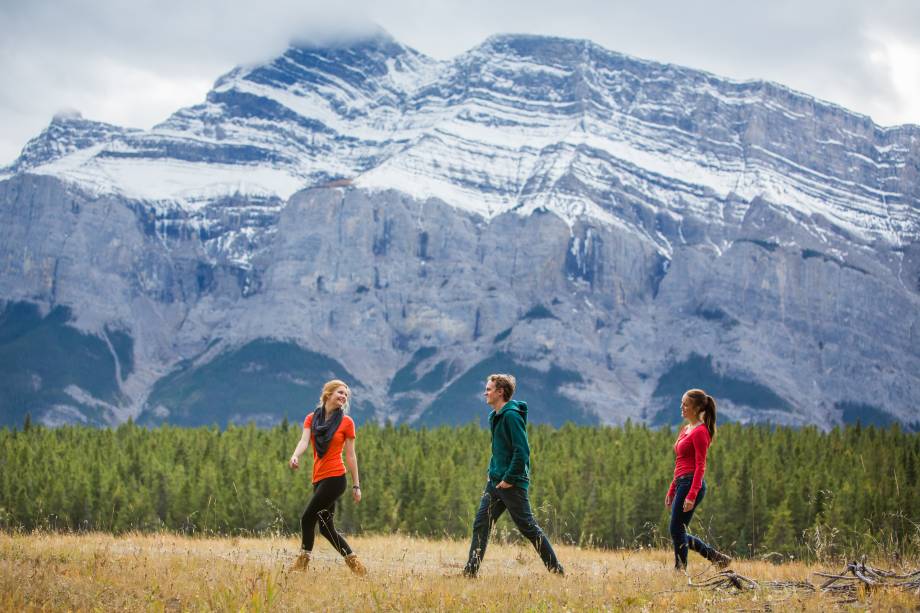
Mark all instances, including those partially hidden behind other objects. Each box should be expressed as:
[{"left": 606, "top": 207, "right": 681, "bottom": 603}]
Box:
[
  {"left": 462, "top": 566, "right": 477, "bottom": 579},
  {"left": 549, "top": 565, "right": 565, "bottom": 576},
  {"left": 344, "top": 553, "right": 368, "bottom": 576},
  {"left": 711, "top": 550, "right": 732, "bottom": 569},
  {"left": 291, "top": 551, "right": 311, "bottom": 571}
]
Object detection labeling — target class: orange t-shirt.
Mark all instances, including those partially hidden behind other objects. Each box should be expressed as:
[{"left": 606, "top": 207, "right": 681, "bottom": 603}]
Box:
[{"left": 303, "top": 412, "right": 356, "bottom": 484}]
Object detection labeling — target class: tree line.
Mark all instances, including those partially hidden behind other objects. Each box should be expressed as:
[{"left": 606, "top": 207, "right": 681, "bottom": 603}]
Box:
[{"left": 1, "top": 420, "right": 917, "bottom": 560}]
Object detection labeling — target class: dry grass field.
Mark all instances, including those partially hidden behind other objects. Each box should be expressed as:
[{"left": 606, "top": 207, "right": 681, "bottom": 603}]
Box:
[{"left": 1, "top": 532, "right": 917, "bottom": 611}]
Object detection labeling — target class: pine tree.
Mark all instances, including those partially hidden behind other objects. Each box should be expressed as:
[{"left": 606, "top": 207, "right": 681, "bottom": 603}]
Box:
[{"left": 763, "top": 498, "right": 796, "bottom": 556}]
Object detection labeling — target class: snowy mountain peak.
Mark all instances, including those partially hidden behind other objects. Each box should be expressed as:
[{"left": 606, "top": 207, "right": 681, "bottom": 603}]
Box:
[
  {"left": 2, "top": 30, "right": 919, "bottom": 431},
  {"left": 244, "top": 29, "right": 433, "bottom": 92},
  {"left": 52, "top": 109, "right": 84, "bottom": 122},
  {"left": 9, "top": 112, "right": 140, "bottom": 174},
  {"left": 8, "top": 30, "right": 920, "bottom": 248},
  {"left": 473, "top": 33, "right": 636, "bottom": 75}
]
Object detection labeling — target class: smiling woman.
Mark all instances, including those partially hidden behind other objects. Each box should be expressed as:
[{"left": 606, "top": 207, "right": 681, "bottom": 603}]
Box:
[{"left": 288, "top": 379, "right": 367, "bottom": 575}]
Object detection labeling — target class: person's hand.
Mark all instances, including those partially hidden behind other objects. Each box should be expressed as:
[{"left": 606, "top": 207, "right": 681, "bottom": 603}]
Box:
[
  {"left": 352, "top": 486, "right": 362, "bottom": 503},
  {"left": 497, "top": 480, "right": 512, "bottom": 489},
  {"left": 682, "top": 498, "right": 695, "bottom": 512},
  {"left": 665, "top": 494, "right": 673, "bottom": 508},
  {"left": 289, "top": 455, "right": 299, "bottom": 470}
]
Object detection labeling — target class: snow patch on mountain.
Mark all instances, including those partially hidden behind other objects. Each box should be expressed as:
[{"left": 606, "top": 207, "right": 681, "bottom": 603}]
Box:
[
  {"left": 29, "top": 153, "right": 306, "bottom": 207},
  {"left": 6, "top": 30, "right": 919, "bottom": 249}
]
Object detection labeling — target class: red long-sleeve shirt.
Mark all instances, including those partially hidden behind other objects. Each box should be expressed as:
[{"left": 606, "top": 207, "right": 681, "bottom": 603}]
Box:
[{"left": 666, "top": 424, "right": 711, "bottom": 503}]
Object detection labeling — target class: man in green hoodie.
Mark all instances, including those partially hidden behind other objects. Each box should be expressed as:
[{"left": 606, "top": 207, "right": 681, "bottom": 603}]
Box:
[{"left": 462, "top": 373, "right": 564, "bottom": 577}]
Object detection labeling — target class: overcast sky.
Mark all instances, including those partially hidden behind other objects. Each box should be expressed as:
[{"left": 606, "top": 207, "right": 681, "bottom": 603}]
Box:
[{"left": 2, "top": 0, "right": 919, "bottom": 165}]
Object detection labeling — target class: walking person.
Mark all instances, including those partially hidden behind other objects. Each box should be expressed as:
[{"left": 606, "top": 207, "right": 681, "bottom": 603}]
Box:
[
  {"left": 665, "top": 389, "right": 731, "bottom": 570},
  {"left": 462, "top": 373, "right": 564, "bottom": 577},
  {"left": 289, "top": 379, "right": 367, "bottom": 575}
]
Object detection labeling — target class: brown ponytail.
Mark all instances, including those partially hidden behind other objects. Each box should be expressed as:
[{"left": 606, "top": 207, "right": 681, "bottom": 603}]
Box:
[
  {"left": 685, "top": 389, "right": 717, "bottom": 440},
  {"left": 703, "top": 394, "right": 717, "bottom": 440}
]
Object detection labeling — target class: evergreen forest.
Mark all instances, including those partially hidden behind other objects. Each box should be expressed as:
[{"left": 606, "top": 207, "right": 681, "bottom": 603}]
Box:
[{"left": 1, "top": 421, "right": 917, "bottom": 561}]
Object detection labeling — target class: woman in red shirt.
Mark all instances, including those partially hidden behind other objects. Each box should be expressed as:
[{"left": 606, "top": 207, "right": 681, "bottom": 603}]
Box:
[
  {"left": 288, "top": 379, "right": 366, "bottom": 575},
  {"left": 665, "top": 388, "right": 731, "bottom": 570}
]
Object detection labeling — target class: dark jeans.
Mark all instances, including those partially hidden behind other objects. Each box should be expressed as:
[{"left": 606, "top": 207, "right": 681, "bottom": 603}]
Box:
[
  {"left": 463, "top": 481, "right": 563, "bottom": 576},
  {"left": 300, "top": 474, "right": 353, "bottom": 556},
  {"left": 669, "top": 474, "right": 716, "bottom": 568}
]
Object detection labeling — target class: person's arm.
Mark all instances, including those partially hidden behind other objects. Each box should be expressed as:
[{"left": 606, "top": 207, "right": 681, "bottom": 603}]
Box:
[
  {"left": 666, "top": 430, "right": 682, "bottom": 506},
  {"left": 289, "top": 427, "right": 310, "bottom": 470},
  {"left": 499, "top": 412, "right": 529, "bottom": 488},
  {"left": 344, "top": 437, "right": 361, "bottom": 503},
  {"left": 665, "top": 479, "right": 676, "bottom": 507},
  {"left": 683, "top": 428, "right": 710, "bottom": 511}
]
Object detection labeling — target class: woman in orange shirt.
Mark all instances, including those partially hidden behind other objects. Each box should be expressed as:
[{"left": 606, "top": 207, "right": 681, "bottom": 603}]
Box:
[{"left": 288, "top": 379, "right": 366, "bottom": 575}]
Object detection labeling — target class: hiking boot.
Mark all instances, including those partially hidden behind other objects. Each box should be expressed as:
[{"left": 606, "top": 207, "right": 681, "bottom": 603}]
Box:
[
  {"left": 344, "top": 553, "right": 367, "bottom": 576},
  {"left": 711, "top": 550, "right": 732, "bottom": 569},
  {"left": 291, "top": 551, "right": 311, "bottom": 571}
]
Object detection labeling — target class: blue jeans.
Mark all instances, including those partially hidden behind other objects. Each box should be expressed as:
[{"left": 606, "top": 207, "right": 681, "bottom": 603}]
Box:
[
  {"left": 669, "top": 474, "right": 716, "bottom": 568},
  {"left": 463, "top": 481, "right": 563, "bottom": 576}
]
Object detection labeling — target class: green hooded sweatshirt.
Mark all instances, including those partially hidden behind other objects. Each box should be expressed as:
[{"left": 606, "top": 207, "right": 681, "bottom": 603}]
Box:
[{"left": 487, "top": 400, "right": 530, "bottom": 490}]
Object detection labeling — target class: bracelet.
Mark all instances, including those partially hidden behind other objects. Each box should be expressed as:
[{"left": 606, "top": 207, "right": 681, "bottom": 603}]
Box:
[{"left": 352, "top": 485, "right": 361, "bottom": 489}]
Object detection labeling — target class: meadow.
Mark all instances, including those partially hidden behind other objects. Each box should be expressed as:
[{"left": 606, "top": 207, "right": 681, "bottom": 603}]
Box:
[
  {"left": 2, "top": 422, "right": 918, "bottom": 609},
  {"left": 2, "top": 532, "right": 918, "bottom": 611}
]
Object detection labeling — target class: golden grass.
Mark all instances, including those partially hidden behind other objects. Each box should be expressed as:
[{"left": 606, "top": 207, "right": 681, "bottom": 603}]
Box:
[{"left": 1, "top": 532, "right": 917, "bottom": 611}]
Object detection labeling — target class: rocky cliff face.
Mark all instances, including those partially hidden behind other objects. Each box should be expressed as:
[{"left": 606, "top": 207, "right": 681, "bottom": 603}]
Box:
[{"left": 1, "top": 31, "right": 917, "bottom": 429}]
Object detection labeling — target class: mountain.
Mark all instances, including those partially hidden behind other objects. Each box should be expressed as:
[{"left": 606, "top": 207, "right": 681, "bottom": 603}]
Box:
[
  {"left": 1, "top": 30, "right": 918, "bottom": 430},
  {"left": 5, "top": 111, "right": 141, "bottom": 175}
]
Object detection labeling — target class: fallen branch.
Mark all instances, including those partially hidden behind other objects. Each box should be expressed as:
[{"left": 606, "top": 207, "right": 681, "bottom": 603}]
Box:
[
  {"left": 814, "top": 559, "right": 920, "bottom": 600},
  {"left": 689, "top": 559, "right": 920, "bottom": 604},
  {"left": 689, "top": 570, "right": 813, "bottom": 593}
]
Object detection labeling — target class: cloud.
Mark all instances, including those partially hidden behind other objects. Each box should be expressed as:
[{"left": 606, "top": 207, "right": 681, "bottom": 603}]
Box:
[
  {"left": 378, "top": 0, "right": 919, "bottom": 123},
  {"left": 1, "top": 0, "right": 918, "bottom": 164},
  {"left": 0, "top": 0, "right": 383, "bottom": 163}
]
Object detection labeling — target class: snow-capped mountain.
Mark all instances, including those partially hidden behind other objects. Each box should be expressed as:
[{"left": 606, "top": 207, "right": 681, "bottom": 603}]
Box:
[
  {"left": 4, "top": 110, "right": 140, "bottom": 175},
  {"left": 1, "top": 30, "right": 918, "bottom": 429}
]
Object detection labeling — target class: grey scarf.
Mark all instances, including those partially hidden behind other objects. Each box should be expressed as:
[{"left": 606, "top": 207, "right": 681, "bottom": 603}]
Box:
[{"left": 311, "top": 405, "right": 343, "bottom": 458}]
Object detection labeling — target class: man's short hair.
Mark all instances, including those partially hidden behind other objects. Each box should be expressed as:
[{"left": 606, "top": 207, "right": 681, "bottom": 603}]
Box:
[{"left": 488, "top": 373, "right": 516, "bottom": 401}]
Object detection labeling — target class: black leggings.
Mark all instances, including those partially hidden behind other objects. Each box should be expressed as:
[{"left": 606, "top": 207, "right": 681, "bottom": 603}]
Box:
[{"left": 300, "top": 475, "right": 353, "bottom": 556}]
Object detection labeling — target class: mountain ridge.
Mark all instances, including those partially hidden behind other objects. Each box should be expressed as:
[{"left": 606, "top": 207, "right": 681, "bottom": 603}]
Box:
[{"left": 1, "top": 29, "right": 917, "bottom": 429}]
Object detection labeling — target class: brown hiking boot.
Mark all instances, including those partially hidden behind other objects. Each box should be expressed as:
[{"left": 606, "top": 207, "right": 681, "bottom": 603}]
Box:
[
  {"left": 344, "top": 553, "right": 367, "bottom": 576},
  {"left": 291, "top": 551, "right": 311, "bottom": 571},
  {"left": 712, "top": 550, "right": 732, "bottom": 569}
]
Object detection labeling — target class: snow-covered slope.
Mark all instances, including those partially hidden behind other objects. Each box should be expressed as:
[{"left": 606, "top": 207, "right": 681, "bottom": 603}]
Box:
[
  {"left": 2, "top": 30, "right": 919, "bottom": 429},
  {"left": 15, "top": 32, "right": 919, "bottom": 249}
]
